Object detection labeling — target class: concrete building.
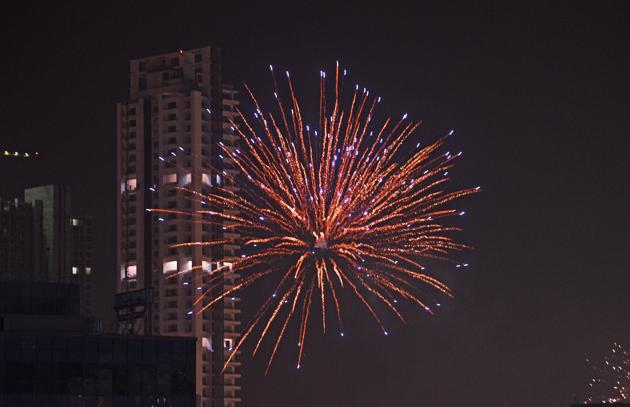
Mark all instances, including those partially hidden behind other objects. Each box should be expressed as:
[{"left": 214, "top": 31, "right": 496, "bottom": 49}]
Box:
[{"left": 115, "top": 46, "right": 241, "bottom": 407}]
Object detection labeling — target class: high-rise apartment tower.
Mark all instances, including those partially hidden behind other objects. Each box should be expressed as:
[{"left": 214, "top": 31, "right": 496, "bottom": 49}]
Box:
[{"left": 115, "top": 46, "right": 241, "bottom": 407}]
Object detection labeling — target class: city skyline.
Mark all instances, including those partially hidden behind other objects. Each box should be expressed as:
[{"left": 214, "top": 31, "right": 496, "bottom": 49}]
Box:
[{"left": 1, "top": 3, "right": 629, "bottom": 406}]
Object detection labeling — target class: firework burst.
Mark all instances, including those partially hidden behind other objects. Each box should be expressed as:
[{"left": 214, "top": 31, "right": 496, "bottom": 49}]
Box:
[
  {"left": 152, "top": 62, "right": 478, "bottom": 372},
  {"left": 585, "top": 343, "right": 630, "bottom": 403}
]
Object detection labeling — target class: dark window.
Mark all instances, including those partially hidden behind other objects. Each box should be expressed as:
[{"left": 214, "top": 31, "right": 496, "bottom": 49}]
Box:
[
  {"left": 138, "top": 78, "right": 146, "bottom": 90},
  {"left": 194, "top": 53, "right": 202, "bottom": 63},
  {"left": 167, "top": 113, "right": 177, "bottom": 121},
  {"left": 167, "top": 102, "right": 176, "bottom": 109},
  {"left": 171, "top": 57, "right": 179, "bottom": 66},
  {"left": 167, "top": 125, "right": 176, "bottom": 133},
  {"left": 163, "top": 72, "right": 169, "bottom": 80},
  {"left": 138, "top": 62, "right": 146, "bottom": 71}
]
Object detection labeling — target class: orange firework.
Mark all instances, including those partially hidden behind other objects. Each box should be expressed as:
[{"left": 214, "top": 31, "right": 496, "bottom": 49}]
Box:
[{"left": 154, "top": 63, "right": 478, "bottom": 372}]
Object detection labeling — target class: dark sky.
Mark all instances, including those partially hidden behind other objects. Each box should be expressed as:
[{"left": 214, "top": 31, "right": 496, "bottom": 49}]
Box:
[{"left": 2, "top": 2, "right": 630, "bottom": 406}]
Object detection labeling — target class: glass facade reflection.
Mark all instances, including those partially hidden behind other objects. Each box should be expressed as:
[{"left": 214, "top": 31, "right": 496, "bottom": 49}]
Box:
[{"left": 0, "top": 333, "right": 196, "bottom": 407}]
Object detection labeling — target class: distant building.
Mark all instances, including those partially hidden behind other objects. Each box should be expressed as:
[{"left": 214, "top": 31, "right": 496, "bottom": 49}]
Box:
[
  {"left": 0, "top": 185, "right": 95, "bottom": 317},
  {"left": 0, "top": 281, "right": 197, "bottom": 406},
  {"left": 0, "top": 197, "right": 46, "bottom": 282},
  {"left": 572, "top": 403, "right": 630, "bottom": 406},
  {"left": 116, "top": 46, "right": 241, "bottom": 407},
  {"left": 69, "top": 215, "right": 95, "bottom": 317},
  {"left": 24, "top": 185, "right": 72, "bottom": 282}
]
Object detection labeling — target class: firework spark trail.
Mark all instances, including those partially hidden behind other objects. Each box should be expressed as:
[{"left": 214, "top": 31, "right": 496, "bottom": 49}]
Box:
[
  {"left": 152, "top": 62, "right": 478, "bottom": 371},
  {"left": 585, "top": 343, "right": 630, "bottom": 403}
]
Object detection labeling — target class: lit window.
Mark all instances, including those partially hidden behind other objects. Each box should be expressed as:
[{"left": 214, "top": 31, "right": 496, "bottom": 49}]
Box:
[
  {"left": 224, "top": 338, "right": 233, "bottom": 350},
  {"left": 215, "top": 174, "right": 222, "bottom": 185},
  {"left": 85, "top": 267, "right": 92, "bottom": 275},
  {"left": 163, "top": 260, "right": 178, "bottom": 274},
  {"left": 126, "top": 178, "right": 137, "bottom": 191},
  {"left": 180, "top": 173, "right": 191, "bottom": 186},
  {"left": 71, "top": 218, "right": 80, "bottom": 226},
  {"left": 202, "top": 260, "right": 211, "bottom": 272},
  {"left": 223, "top": 262, "right": 233, "bottom": 273},
  {"left": 183, "top": 259, "right": 192, "bottom": 272},
  {"left": 163, "top": 173, "right": 177, "bottom": 184},
  {"left": 126, "top": 265, "right": 137, "bottom": 279},
  {"left": 202, "top": 173, "right": 212, "bottom": 186},
  {"left": 202, "top": 337, "right": 213, "bottom": 351},
  {"left": 72, "top": 266, "right": 79, "bottom": 275}
]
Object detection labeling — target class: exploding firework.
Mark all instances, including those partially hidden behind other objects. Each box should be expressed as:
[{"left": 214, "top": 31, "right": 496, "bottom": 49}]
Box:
[
  {"left": 585, "top": 343, "right": 630, "bottom": 403},
  {"left": 152, "top": 62, "right": 478, "bottom": 372}
]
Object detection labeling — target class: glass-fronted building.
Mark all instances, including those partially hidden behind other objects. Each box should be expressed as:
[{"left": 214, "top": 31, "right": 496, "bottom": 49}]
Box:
[{"left": 0, "top": 333, "right": 196, "bottom": 407}]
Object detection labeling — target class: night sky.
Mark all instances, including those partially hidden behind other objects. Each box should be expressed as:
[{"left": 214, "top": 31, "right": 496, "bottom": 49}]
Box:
[{"left": 2, "top": 3, "right": 630, "bottom": 406}]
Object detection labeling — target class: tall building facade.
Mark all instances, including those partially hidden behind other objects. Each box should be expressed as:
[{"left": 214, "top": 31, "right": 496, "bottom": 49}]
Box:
[{"left": 116, "top": 47, "right": 241, "bottom": 407}]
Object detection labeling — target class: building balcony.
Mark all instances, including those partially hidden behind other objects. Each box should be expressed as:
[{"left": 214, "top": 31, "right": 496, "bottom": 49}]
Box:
[
  {"left": 223, "top": 372, "right": 242, "bottom": 380},
  {"left": 224, "top": 398, "right": 242, "bottom": 406}
]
